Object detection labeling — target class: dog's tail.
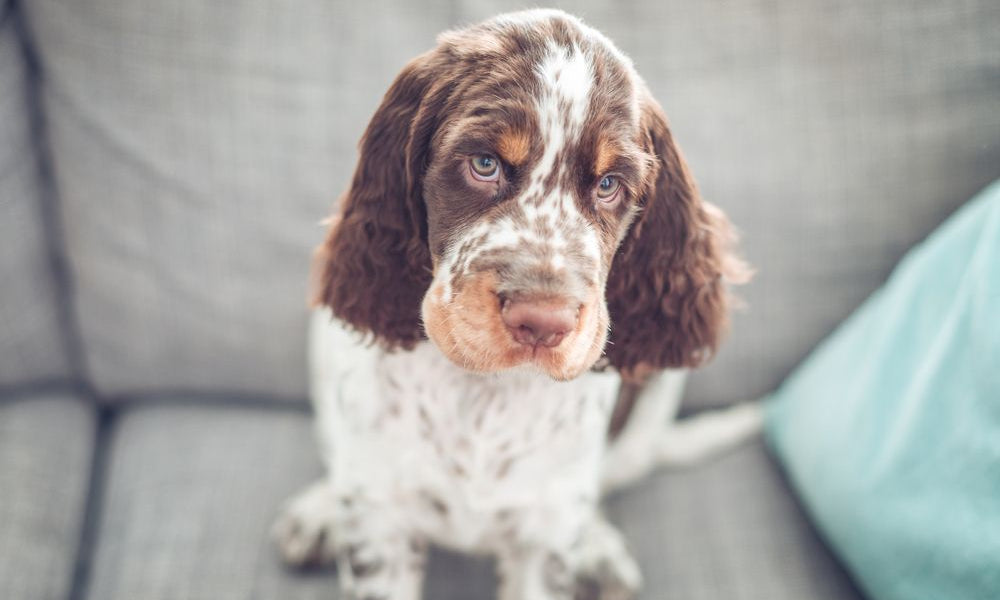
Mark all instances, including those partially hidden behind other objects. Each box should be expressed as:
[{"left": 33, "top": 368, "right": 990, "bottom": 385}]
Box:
[{"left": 601, "top": 370, "right": 765, "bottom": 495}]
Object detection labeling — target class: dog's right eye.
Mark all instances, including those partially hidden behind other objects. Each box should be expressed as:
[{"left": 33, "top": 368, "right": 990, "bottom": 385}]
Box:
[{"left": 470, "top": 155, "right": 501, "bottom": 181}]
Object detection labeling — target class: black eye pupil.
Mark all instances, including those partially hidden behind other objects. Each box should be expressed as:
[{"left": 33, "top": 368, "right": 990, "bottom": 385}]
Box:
[{"left": 601, "top": 177, "right": 611, "bottom": 188}]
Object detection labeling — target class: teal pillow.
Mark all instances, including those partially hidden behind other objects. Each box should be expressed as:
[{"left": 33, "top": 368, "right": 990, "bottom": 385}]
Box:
[{"left": 765, "top": 181, "right": 1000, "bottom": 600}]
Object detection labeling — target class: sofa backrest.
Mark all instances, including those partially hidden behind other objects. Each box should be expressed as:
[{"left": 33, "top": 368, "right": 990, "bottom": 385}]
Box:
[
  {"left": 18, "top": 0, "right": 1000, "bottom": 405},
  {"left": 0, "top": 1, "right": 72, "bottom": 389}
]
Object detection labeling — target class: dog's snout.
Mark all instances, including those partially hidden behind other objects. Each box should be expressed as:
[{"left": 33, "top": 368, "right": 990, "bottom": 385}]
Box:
[{"left": 500, "top": 298, "right": 580, "bottom": 348}]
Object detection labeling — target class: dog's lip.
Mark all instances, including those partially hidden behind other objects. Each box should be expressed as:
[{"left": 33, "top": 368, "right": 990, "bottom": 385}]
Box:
[{"left": 512, "top": 344, "right": 584, "bottom": 379}]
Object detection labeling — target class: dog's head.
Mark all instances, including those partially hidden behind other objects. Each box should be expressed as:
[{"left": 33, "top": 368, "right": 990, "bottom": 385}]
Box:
[{"left": 314, "top": 9, "right": 748, "bottom": 381}]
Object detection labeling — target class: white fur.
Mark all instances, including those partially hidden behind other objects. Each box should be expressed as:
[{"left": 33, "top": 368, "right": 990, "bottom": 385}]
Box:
[{"left": 274, "top": 312, "right": 763, "bottom": 598}]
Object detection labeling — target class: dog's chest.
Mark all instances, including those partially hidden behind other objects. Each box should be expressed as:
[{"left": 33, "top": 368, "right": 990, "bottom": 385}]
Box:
[{"left": 330, "top": 342, "right": 620, "bottom": 550}]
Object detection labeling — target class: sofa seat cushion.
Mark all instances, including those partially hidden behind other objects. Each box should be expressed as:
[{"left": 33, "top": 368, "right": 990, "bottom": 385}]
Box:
[
  {"left": 82, "top": 400, "right": 861, "bottom": 598},
  {"left": 0, "top": 391, "right": 96, "bottom": 600},
  {"left": 606, "top": 439, "right": 864, "bottom": 600},
  {"left": 83, "top": 401, "right": 334, "bottom": 599}
]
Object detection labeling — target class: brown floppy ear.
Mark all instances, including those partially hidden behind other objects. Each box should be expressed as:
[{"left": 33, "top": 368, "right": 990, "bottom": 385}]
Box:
[
  {"left": 312, "top": 49, "right": 450, "bottom": 348},
  {"left": 605, "top": 92, "right": 750, "bottom": 377}
]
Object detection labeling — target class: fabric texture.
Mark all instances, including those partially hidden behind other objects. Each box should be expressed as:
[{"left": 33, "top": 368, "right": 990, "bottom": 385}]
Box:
[
  {"left": 0, "top": 391, "right": 96, "bottom": 600},
  {"left": 22, "top": 0, "right": 1000, "bottom": 404},
  {"left": 765, "top": 181, "right": 1000, "bottom": 600},
  {"left": 83, "top": 403, "right": 332, "bottom": 600},
  {"left": 21, "top": 0, "right": 455, "bottom": 400},
  {"left": 0, "top": 2, "right": 70, "bottom": 385},
  {"left": 606, "top": 439, "right": 864, "bottom": 600}
]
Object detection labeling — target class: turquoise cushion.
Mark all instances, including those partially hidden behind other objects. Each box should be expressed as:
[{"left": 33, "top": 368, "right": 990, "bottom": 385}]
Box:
[{"left": 765, "top": 181, "right": 1000, "bottom": 600}]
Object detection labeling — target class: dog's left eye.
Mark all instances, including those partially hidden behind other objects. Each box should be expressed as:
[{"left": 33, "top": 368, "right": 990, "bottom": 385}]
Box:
[
  {"left": 596, "top": 175, "right": 621, "bottom": 201},
  {"left": 470, "top": 155, "right": 501, "bottom": 181}
]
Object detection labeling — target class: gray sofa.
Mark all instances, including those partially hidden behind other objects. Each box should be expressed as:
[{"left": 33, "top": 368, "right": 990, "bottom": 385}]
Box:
[{"left": 1, "top": 1, "right": 997, "bottom": 598}]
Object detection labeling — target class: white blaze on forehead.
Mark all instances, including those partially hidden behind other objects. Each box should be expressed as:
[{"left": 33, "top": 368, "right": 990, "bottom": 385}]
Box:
[
  {"left": 530, "top": 44, "right": 593, "bottom": 186},
  {"left": 537, "top": 44, "right": 593, "bottom": 129}
]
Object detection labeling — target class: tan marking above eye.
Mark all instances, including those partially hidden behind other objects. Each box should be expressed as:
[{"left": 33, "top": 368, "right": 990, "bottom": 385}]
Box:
[
  {"left": 497, "top": 130, "right": 532, "bottom": 166},
  {"left": 594, "top": 138, "right": 618, "bottom": 177}
]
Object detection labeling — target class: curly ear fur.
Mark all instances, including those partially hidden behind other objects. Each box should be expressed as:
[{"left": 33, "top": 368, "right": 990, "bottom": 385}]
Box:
[
  {"left": 605, "top": 93, "right": 750, "bottom": 376},
  {"left": 312, "top": 50, "right": 451, "bottom": 348}
]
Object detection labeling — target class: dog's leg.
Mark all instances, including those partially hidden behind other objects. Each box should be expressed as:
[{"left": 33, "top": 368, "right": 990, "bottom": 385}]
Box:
[
  {"left": 497, "top": 544, "right": 576, "bottom": 600},
  {"left": 272, "top": 478, "right": 339, "bottom": 567},
  {"left": 601, "top": 369, "right": 686, "bottom": 494},
  {"left": 273, "top": 482, "right": 427, "bottom": 599},
  {"left": 495, "top": 500, "right": 591, "bottom": 600},
  {"left": 496, "top": 512, "right": 641, "bottom": 600},
  {"left": 601, "top": 370, "right": 764, "bottom": 494},
  {"left": 335, "top": 494, "right": 427, "bottom": 600}
]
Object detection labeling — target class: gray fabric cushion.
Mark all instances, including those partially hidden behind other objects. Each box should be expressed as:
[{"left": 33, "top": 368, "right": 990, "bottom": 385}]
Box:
[
  {"left": 22, "top": 0, "right": 455, "bottom": 400},
  {"left": 83, "top": 402, "right": 332, "bottom": 599},
  {"left": 0, "top": 3, "right": 70, "bottom": 385},
  {"left": 84, "top": 401, "right": 858, "bottom": 599},
  {"left": 24, "top": 0, "right": 1000, "bottom": 405},
  {"left": 606, "top": 439, "right": 864, "bottom": 599},
  {"left": 0, "top": 391, "right": 96, "bottom": 600}
]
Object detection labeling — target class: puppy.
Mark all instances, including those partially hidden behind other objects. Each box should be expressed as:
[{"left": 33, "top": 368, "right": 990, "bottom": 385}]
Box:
[{"left": 274, "top": 9, "right": 760, "bottom": 599}]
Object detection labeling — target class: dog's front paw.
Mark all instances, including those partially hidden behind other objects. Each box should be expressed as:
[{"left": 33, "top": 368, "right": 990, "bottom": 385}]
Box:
[
  {"left": 272, "top": 480, "right": 339, "bottom": 568},
  {"left": 574, "top": 517, "right": 642, "bottom": 600},
  {"left": 575, "top": 553, "right": 641, "bottom": 600}
]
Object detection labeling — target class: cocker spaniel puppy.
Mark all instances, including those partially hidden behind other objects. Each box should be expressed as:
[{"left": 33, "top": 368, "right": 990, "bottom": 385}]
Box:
[{"left": 274, "top": 9, "right": 761, "bottom": 600}]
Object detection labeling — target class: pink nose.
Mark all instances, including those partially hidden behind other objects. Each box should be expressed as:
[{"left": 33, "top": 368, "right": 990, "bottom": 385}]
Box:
[{"left": 500, "top": 299, "right": 579, "bottom": 348}]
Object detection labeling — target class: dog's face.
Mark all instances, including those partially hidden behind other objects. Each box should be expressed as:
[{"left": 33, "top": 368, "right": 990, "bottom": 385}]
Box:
[
  {"left": 419, "top": 21, "right": 654, "bottom": 380},
  {"left": 315, "top": 10, "right": 747, "bottom": 380}
]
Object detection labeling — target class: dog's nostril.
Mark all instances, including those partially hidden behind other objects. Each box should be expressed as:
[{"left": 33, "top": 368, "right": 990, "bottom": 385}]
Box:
[{"left": 501, "top": 300, "right": 579, "bottom": 348}]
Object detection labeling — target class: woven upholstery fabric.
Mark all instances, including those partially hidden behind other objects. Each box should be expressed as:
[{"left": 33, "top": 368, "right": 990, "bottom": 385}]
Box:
[
  {"left": 22, "top": 0, "right": 1000, "bottom": 406},
  {"left": 82, "top": 402, "right": 857, "bottom": 599},
  {"left": 0, "top": 2, "right": 70, "bottom": 385},
  {"left": 21, "top": 0, "right": 454, "bottom": 400},
  {"left": 0, "top": 391, "right": 96, "bottom": 600},
  {"left": 83, "top": 403, "right": 332, "bottom": 599},
  {"left": 606, "top": 439, "right": 863, "bottom": 600}
]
